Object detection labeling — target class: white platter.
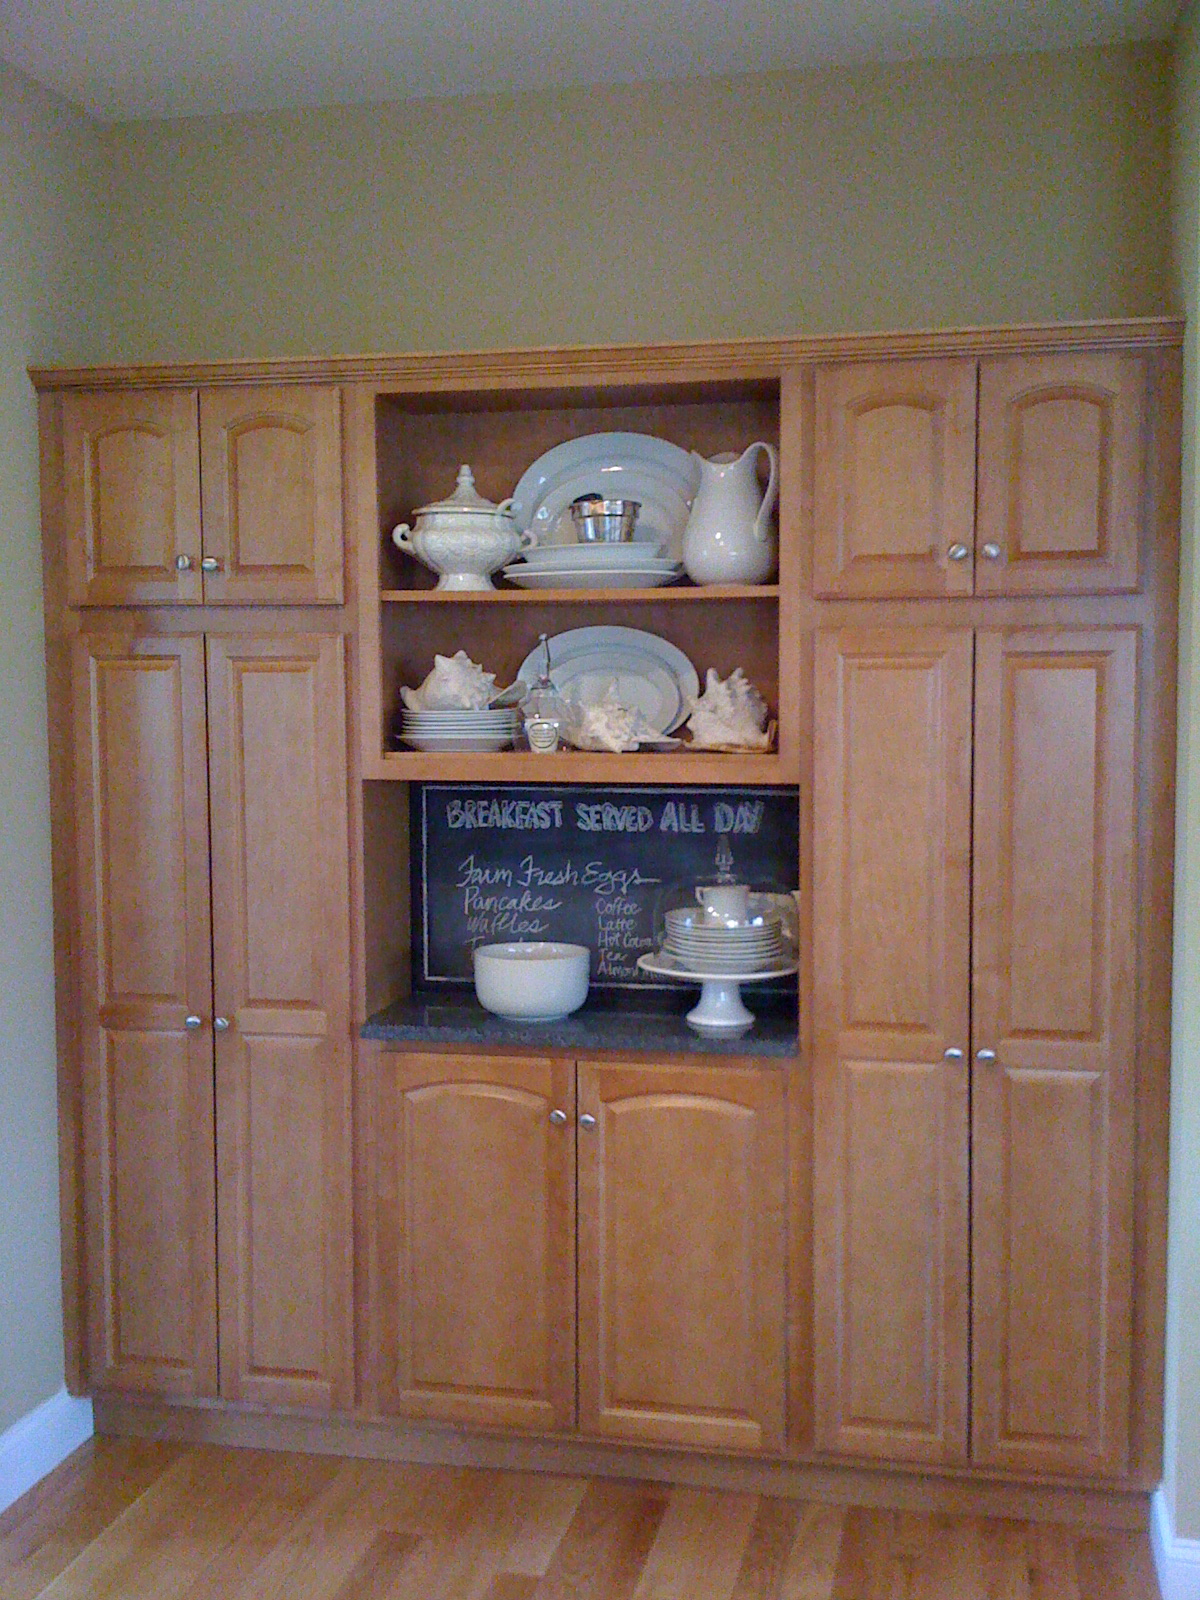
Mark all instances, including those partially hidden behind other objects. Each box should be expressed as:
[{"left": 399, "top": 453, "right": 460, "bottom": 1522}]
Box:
[
  {"left": 510, "top": 433, "right": 701, "bottom": 559},
  {"left": 502, "top": 566, "right": 683, "bottom": 591},
  {"left": 517, "top": 626, "right": 699, "bottom": 736},
  {"left": 518, "top": 541, "right": 680, "bottom": 570},
  {"left": 637, "top": 951, "right": 798, "bottom": 983}
]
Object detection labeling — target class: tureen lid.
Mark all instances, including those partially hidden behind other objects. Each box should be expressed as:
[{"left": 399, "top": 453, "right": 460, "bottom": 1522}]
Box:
[{"left": 414, "top": 465, "right": 514, "bottom": 519}]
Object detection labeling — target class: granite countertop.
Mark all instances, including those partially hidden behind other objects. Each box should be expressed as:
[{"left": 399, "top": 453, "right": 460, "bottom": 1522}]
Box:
[{"left": 361, "top": 988, "right": 800, "bottom": 1059}]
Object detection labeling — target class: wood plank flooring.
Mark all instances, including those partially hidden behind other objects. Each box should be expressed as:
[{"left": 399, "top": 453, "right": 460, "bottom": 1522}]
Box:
[{"left": 0, "top": 1439, "right": 1160, "bottom": 1600}]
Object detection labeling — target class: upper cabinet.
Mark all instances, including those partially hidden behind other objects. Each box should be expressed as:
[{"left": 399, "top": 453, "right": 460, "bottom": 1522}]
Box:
[
  {"left": 813, "top": 352, "right": 1147, "bottom": 599},
  {"left": 814, "top": 359, "right": 977, "bottom": 599},
  {"left": 64, "top": 391, "right": 203, "bottom": 606},
  {"left": 63, "top": 386, "right": 344, "bottom": 606},
  {"left": 976, "top": 354, "right": 1144, "bottom": 597}
]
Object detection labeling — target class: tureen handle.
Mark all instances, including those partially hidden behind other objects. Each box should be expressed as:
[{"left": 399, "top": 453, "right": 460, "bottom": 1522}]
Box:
[
  {"left": 519, "top": 527, "right": 540, "bottom": 550},
  {"left": 392, "top": 523, "right": 415, "bottom": 551}
]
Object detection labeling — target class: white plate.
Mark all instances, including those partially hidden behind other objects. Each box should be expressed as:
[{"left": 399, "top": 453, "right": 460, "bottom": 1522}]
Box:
[
  {"left": 401, "top": 733, "right": 515, "bottom": 751},
  {"left": 637, "top": 951, "right": 799, "bottom": 983},
  {"left": 517, "top": 626, "right": 699, "bottom": 736},
  {"left": 510, "top": 433, "right": 701, "bottom": 560},
  {"left": 518, "top": 542, "right": 680, "bottom": 570},
  {"left": 502, "top": 566, "right": 683, "bottom": 591}
]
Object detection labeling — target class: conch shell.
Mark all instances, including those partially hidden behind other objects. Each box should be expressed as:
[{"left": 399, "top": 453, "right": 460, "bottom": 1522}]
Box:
[
  {"left": 401, "top": 650, "right": 497, "bottom": 711},
  {"left": 685, "top": 667, "right": 771, "bottom": 750},
  {"left": 560, "top": 680, "right": 664, "bottom": 753}
]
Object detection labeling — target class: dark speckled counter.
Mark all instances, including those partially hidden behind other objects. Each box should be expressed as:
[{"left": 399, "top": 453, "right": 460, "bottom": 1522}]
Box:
[{"left": 361, "top": 989, "right": 799, "bottom": 1059}]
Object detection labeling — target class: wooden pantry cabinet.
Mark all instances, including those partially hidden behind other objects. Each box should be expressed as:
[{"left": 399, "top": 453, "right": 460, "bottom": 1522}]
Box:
[
  {"left": 33, "top": 319, "right": 1180, "bottom": 1518},
  {"left": 812, "top": 625, "right": 1139, "bottom": 1477},
  {"left": 71, "top": 629, "right": 353, "bottom": 1408},
  {"left": 62, "top": 386, "right": 343, "bottom": 605},
  {"left": 371, "top": 1051, "right": 786, "bottom": 1455}
]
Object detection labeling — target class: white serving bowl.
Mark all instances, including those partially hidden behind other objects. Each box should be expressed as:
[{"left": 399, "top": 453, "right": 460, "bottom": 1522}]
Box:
[{"left": 473, "top": 941, "right": 590, "bottom": 1022}]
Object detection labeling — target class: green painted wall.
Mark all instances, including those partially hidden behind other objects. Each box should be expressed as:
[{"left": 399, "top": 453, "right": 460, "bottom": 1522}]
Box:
[
  {"left": 100, "top": 41, "right": 1171, "bottom": 362},
  {"left": 0, "top": 60, "right": 109, "bottom": 1433},
  {"left": 1168, "top": 0, "right": 1200, "bottom": 1546}
]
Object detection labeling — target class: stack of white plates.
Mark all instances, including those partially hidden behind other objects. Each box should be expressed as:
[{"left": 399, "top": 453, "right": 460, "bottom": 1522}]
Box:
[
  {"left": 400, "top": 708, "right": 520, "bottom": 752},
  {"left": 503, "top": 542, "right": 683, "bottom": 591},
  {"left": 662, "top": 907, "right": 785, "bottom": 974}
]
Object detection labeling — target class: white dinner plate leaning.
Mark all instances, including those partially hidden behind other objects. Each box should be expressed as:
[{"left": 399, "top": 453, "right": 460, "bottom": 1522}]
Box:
[
  {"left": 516, "top": 626, "right": 700, "bottom": 736},
  {"left": 509, "top": 433, "right": 702, "bottom": 559},
  {"left": 502, "top": 565, "right": 683, "bottom": 591}
]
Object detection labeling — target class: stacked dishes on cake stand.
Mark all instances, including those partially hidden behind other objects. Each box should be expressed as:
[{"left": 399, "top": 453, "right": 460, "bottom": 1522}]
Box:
[{"left": 637, "top": 903, "right": 798, "bottom": 1037}]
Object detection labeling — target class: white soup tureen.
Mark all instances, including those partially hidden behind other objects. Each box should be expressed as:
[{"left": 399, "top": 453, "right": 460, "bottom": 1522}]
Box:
[{"left": 392, "top": 465, "right": 537, "bottom": 590}]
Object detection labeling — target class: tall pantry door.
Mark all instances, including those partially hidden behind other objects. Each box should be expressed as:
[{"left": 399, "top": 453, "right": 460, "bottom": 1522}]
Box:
[
  {"left": 73, "top": 634, "right": 217, "bottom": 1396},
  {"left": 812, "top": 628, "right": 972, "bottom": 1464},
  {"left": 206, "top": 634, "right": 353, "bottom": 1410},
  {"left": 970, "top": 628, "right": 1138, "bottom": 1476}
]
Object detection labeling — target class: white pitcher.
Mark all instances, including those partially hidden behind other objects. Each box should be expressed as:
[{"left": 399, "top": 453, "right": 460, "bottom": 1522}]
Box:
[{"left": 682, "top": 441, "right": 779, "bottom": 585}]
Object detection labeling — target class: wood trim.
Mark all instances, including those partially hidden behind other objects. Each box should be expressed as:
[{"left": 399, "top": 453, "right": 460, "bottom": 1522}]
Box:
[
  {"left": 29, "top": 318, "right": 1184, "bottom": 394},
  {"left": 38, "top": 393, "right": 86, "bottom": 1393},
  {"left": 91, "top": 1394, "right": 1155, "bottom": 1531}
]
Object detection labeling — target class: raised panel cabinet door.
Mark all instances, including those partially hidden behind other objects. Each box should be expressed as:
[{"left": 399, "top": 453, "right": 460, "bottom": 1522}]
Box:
[
  {"left": 199, "top": 387, "right": 343, "bottom": 604},
  {"left": 206, "top": 634, "right": 353, "bottom": 1410},
  {"left": 976, "top": 353, "right": 1145, "bottom": 595},
  {"left": 577, "top": 1060, "right": 786, "bottom": 1454},
  {"left": 813, "top": 359, "right": 977, "bottom": 598},
  {"left": 72, "top": 634, "right": 216, "bottom": 1396},
  {"left": 64, "top": 390, "right": 202, "bottom": 606},
  {"left": 971, "top": 629, "right": 1138, "bottom": 1477},
  {"left": 375, "top": 1052, "right": 576, "bottom": 1432},
  {"left": 812, "top": 628, "right": 972, "bottom": 1464}
]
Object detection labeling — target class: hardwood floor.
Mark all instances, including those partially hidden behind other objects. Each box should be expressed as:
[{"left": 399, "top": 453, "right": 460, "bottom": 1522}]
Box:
[{"left": 0, "top": 1438, "right": 1159, "bottom": 1600}]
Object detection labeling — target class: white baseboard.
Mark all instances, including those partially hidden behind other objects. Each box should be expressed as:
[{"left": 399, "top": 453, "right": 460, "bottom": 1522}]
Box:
[
  {"left": 0, "top": 1389, "right": 94, "bottom": 1516},
  {"left": 1153, "top": 1486, "right": 1200, "bottom": 1600}
]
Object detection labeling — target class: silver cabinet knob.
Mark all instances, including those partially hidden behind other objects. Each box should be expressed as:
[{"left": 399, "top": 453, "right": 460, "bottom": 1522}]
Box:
[
  {"left": 579, "top": 1113, "right": 597, "bottom": 1131},
  {"left": 548, "top": 1108, "right": 567, "bottom": 1126},
  {"left": 943, "top": 1047, "right": 965, "bottom": 1062},
  {"left": 976, "top": 1048, "right": 997, "bottom": 1063},
  {"left": 175, "top": 554, "right": 194, "bottom": 571},
  {"left": 947, "top": 543, "right": 970, "bottom": 561},
  {"left": 214, "top": 1016, "right": 230, "bottom": 1032},
  {"left": 184, "top": 1014, "right": 202, "bottom": 1030},
  {"left": 200, "top": 556, "right": 222, "bottom": 573},
  {"left": 982, "top": 543, "right": 1003, "bottom": 561}
]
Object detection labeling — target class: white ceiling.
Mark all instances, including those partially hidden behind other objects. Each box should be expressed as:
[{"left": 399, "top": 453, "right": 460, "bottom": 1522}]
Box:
[{"left": 0, "top": 0, "right": 1181, "bottom": 122}]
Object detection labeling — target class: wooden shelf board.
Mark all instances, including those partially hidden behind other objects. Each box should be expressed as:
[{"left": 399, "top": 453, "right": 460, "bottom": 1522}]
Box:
[
  {"left": 366, "top": 749, "right": 796, "bottom": 784},
  {"left": 379, "top": 585, "right": 780, "bottom": 604}
]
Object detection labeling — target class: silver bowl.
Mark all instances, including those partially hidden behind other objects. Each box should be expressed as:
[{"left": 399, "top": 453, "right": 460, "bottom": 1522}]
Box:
[{"left": 569, "top": 497, "right": 640, "bottom": 543}]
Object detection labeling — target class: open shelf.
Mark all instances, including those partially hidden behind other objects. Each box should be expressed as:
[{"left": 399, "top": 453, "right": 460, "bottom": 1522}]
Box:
[
  {"left": 368, "top": 748, "right": 793, "bottom": 784},
  {"left": 380, "top": 584, "right": 780, "bottom": 604}
]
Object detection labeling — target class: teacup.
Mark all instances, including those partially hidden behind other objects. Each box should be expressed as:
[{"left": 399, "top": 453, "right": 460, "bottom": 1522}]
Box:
[{"left": 695, "top": 884, "right": 750, "bottom": 925}]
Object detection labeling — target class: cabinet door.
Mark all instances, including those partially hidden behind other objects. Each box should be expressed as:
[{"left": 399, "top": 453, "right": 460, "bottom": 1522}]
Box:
[
  {"left": 73, "top": 634, "right": 216, "bottom": 1395},
  {"left": 199, "top": 387, "right": 343, "bottom": 604},
  {"left": 976, "top": 354, "right": 1145, "bottom": 595},
  {"left": 971, "top": 629, "right": 1137, "bottom": 1476},
  {"left": 375, "top": 1052, "right": 576, "bottom": 1432},
  {"left": 813, "top": 360, "right": 977, "bottom": 598},
  {"left": 64, "top": 391, "right": 202, "bottom": 606},
  {"left": 812, "top": 629, "right": 972, "bottom": 1464},
  {"left": 577, "top": 1060, "right": 786, "bottom": 1454},
  {"left": 206, "top": 634, "right": 353, "bottom": 1410}
]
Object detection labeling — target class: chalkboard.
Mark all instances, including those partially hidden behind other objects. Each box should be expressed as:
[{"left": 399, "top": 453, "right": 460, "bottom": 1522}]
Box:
[{"left": 413, "top": 783, "right": 800, "bottom": 990}]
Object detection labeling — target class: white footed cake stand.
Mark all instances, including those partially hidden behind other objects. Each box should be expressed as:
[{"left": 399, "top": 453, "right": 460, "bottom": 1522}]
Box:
[{"left": 636, "top": 950, "right": 799, "bottom": 1036}]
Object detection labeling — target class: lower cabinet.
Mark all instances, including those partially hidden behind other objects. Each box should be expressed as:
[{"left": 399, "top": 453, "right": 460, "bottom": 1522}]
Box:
[
  {"left": 73, "top": 629, "right": 352, "bottom": 1408},
  {"left": 373, "top": 1052, "right": 787, "bottom": 1453}
]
